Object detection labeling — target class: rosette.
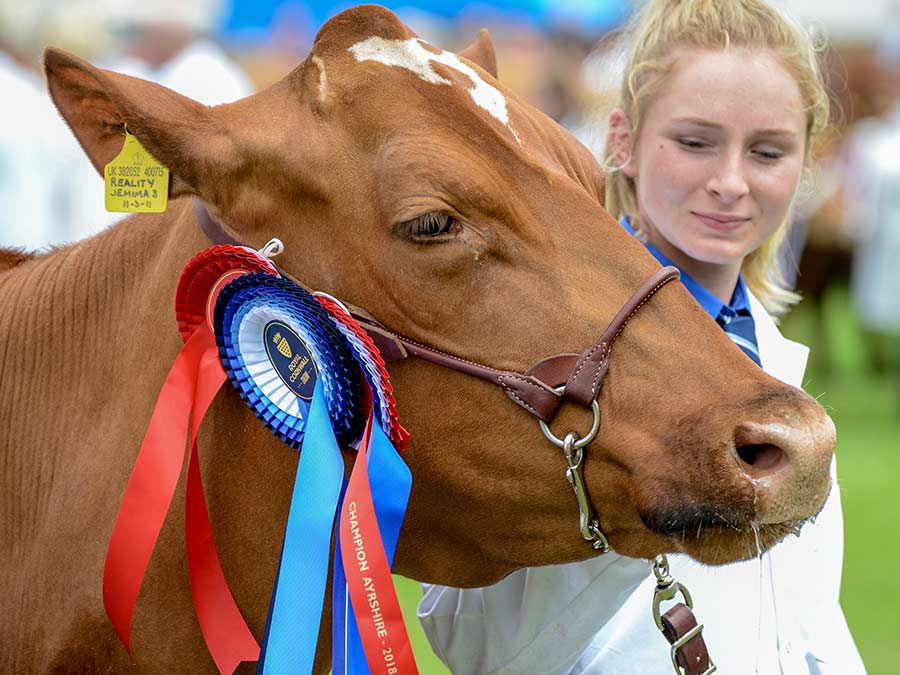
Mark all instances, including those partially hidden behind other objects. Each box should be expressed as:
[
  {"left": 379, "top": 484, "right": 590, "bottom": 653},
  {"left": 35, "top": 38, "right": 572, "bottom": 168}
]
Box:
[
  {"left": 213, "top": 273, "right": 366, "bottom": 449},
  {"left": 176, "top": 244, "right": 278, "bottom": 341},
  {"left": 315, "top": 295, "right": 410, "bottom": 451},
  {"left": 107, "top": 243, "right": 416, "bottom": 675}
]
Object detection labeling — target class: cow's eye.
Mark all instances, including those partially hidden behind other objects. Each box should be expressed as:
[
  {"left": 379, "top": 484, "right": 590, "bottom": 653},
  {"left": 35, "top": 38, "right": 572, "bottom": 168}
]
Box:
[{"left": 399, "top": 212, "right": 461, "bottom": 241}]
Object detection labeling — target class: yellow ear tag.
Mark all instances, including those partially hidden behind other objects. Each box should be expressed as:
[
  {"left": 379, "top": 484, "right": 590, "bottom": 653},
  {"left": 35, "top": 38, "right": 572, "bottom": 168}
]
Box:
[{"left": 104, "top": 129, "right": 169, "bottom": 213}]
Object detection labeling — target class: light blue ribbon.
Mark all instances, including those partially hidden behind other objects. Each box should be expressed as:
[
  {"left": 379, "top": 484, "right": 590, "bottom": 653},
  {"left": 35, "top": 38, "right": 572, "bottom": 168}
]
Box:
[
  {"left": 332, "top": 413, "right": 413, "bottom": 675},
  {"left": 257, "top": 378, "right": 345, "bottom": 674}
]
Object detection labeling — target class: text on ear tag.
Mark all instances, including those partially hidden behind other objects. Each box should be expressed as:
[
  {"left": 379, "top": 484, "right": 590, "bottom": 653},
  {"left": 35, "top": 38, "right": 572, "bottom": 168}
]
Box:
[{"left": 104, "top": 130, "right": 170, "bottom": 213}]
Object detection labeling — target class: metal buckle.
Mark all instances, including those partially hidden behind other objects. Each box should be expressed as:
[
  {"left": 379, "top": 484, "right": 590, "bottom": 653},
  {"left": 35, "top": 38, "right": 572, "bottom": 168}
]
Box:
[
  {"left": 668, "top": 624, "right": 717, "bottom": 674},
  {"left": 652, "top": 554, "right": 694, "bottom": 629},
  {"left": 653, "top": 555, "right": 717, "bottom": 674}
]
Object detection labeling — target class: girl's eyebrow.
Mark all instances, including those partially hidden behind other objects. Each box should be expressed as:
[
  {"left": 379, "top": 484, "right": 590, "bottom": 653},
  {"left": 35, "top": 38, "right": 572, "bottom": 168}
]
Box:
[
  {"left": 671, "top": 117, "right": 800, "bottom": 139},
  {"left": 671, "top": 117, "right": 722, "bottom": 129}
]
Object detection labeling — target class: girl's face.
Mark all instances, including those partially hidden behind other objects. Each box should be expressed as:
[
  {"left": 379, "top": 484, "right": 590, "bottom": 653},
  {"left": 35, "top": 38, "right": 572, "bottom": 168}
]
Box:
[{"left": 612, "top": 48, "right": 807, "bottom": 280}]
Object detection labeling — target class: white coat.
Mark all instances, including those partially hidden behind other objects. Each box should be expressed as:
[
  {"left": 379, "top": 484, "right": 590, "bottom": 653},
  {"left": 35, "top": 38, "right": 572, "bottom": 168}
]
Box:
[{"left": 418, "top": 292, "right": 865, "bottom": 675}]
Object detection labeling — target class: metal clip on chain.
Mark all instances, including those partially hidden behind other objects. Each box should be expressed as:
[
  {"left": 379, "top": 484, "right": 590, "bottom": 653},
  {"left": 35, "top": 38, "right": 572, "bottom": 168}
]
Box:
[
  {"left": 539, "top": 392, "right": 609, "bottom": 553},
  {"left": 652, "top": 554, "right": 717, "bottom": 675}
]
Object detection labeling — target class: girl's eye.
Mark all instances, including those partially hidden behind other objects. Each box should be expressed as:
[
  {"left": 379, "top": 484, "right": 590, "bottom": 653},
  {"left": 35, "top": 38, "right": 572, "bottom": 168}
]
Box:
[
  {"left": 753, "top": 146, "right": 784, "bottom": 161},
  {"left": 398, "top": 212, "right": 461, "bottom": 241},
  {"left": 677, "top": 137, "right": 709, "bottom": 150}
]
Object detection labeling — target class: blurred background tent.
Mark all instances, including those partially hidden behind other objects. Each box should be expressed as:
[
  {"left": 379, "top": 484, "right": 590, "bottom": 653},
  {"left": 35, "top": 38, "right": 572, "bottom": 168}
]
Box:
[{"left": 1, "top": 0, "right": 897, "bottom": 671}]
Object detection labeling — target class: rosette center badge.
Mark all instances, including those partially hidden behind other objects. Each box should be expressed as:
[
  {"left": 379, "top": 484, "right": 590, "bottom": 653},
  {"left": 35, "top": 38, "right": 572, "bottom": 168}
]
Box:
[{"left": 264, "top": 321, "right": 318, "bottom": 402}]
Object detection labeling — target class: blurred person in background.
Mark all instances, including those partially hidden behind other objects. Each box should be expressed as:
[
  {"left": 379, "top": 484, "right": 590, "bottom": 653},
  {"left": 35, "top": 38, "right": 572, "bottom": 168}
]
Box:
[
  {"left": 0, "top": 42, "right": 63, "bottom": 250},
  {"left": 0, "top": 1, "right": 107, "bottom": 250},
  {"left": 418, "top": 1, "right": 865, "bottom": 673},
  {"left": 783, "top": 42, "right": 897, "bottom": 377},
  {"left": 101, "top": 0, "right": 253, "bottom": 106},
  {"left": 840, "top": 32, "right": 900, "bottom": 383},
  {"left": 0, "top": 0, "right": 253, "bottom": 250}
]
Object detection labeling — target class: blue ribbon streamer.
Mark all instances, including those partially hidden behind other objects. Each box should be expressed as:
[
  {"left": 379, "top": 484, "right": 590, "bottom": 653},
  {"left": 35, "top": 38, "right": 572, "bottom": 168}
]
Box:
[
  {"left": 210, "top": 269, "right": 413, "bottom": 673},
  {"left": 257, "top": 378, "right": 345, "bottom": 674},
  {"left": 332, "top": 413, "right": 413, "bottom": 675}
]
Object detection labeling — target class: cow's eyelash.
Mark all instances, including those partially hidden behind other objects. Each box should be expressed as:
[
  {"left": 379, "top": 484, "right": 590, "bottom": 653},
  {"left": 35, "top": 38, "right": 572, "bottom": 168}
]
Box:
[{"left": 399, "top": 212, "right": 461, "bottom": 241}]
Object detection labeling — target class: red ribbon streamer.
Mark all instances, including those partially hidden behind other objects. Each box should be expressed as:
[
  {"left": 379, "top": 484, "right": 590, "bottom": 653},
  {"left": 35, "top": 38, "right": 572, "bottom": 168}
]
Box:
[
  {"left": 103, "top": 325, "right": 213, "bottom": 656},
  {"left": 105, "top": 277, "right": 261, "bottom": 672},
  {"left": 186, "top": 340, "right": 260, "bottom": 672},
  {"left": 340, "top": 413, "right": 418, "bottom": 675}
]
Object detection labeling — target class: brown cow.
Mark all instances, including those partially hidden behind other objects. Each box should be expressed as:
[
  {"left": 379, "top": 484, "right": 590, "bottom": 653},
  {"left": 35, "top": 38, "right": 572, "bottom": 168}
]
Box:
[{"left": 1, "top": 6, "right": 835, "bottom": 673}]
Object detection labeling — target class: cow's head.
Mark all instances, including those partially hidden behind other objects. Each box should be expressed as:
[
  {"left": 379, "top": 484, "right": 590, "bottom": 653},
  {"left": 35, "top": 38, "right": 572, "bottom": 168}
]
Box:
[{"left": 44, "top": 5, "right": 835, "bottom": 586}]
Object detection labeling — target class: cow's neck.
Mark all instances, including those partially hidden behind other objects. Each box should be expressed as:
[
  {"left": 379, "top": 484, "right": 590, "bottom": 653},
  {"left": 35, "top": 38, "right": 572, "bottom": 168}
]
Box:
[
  {"left": 1, "top": 201, "right": 332, "bottom": 671},
  {"left": 2, "top": 200, "right": 204, "bottom": 431},
  {"left": 2, "top": 197, "right": 204, "bottom": 530},
  {"left": 0, "top": 199, "right": 223, "bottom": 660}
]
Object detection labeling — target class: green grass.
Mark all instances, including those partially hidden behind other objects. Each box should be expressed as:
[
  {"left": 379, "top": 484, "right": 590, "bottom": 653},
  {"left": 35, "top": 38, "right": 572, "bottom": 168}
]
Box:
[
  {"left": 822, "top": 376, "right": 900, "bottom": 673},
  {"left": 781, "top": 286, "right": 900, "bottom": 674},
  {"left": 393, "top": 284, "right": 900, "bottom": 673},
  {"left": 394, "top": 576, "right": 451, "bottom": 674}
]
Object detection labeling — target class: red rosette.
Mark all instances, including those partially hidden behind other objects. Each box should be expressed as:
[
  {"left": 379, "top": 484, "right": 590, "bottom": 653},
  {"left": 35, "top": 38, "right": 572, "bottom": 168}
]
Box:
[
  {"left": 315, "top": 295, "right": 410, "bottom": 451},
  {"left": 175, "top": 245, "right": 279, "bottom": 342}
]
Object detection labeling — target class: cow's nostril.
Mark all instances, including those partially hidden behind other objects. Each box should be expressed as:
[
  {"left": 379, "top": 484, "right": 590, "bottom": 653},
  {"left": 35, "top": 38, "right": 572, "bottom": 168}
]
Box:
[
  {"left": 731, "top": 416, "right": 834, "bottom": 524},
  {"left": 735, "top": 443, "right": 788, "bottom": 476}
]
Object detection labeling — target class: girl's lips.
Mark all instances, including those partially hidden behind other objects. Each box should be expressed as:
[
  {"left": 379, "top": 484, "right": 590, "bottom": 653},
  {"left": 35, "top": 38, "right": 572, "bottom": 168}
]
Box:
[{"left": 692, "top": 212, "right": 749, "bottom": 232}]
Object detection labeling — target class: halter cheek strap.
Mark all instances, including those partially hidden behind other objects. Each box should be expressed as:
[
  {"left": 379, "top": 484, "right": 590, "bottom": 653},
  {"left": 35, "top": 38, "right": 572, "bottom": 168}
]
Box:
[
  {"left": 194, "top": 198, "right": 680, "bottom": 424},
  {"left": 353, "top": 266, "right": 679, "bottom": 422}
]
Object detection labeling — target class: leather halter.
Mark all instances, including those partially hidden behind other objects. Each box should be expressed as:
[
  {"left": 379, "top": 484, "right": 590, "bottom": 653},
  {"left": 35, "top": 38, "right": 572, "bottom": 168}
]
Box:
[
  {"left": 196, "top": 200, "right": 713, "bottom": 673},
  {"left": 195, "top": 200, "right": 679, "bottom": 424},
  {"left": 350, "top": 270, "right": 678, "bottom": 424}
]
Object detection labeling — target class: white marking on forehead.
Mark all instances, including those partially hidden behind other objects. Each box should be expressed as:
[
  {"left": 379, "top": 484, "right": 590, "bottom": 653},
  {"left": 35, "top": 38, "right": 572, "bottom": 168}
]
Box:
[
  {"left": 311, "top": 55, "right": 328, "bottom": 101},
  {"left": 349, "top": 36, "right": 519, "bottom": 142}
]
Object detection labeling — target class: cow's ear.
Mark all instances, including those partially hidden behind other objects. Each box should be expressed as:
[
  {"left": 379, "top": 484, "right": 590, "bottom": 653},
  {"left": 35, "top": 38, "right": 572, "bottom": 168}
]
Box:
[
  {"left": 459, "top": 29, "right": 498, "bottom": 79},
  {"left": 43, "top": 47, "right": 223, "bottom": 198}
]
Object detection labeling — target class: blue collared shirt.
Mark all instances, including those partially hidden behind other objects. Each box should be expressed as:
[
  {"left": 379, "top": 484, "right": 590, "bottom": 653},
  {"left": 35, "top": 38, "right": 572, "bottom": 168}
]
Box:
[{"left": 620, "top": 217, "right": 750, "bottom": 320}]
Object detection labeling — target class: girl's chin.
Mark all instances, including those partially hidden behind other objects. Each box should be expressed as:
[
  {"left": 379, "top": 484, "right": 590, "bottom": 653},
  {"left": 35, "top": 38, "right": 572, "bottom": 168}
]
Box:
[
  {"left": 647, "top": 227, "right": 751, "bottom": 268},
  {"left": 680, "top": 240, "right": 750, "bottom": 267}
]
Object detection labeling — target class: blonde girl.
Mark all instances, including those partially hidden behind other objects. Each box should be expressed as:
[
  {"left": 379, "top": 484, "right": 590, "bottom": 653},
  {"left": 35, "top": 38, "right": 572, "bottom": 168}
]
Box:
[{"left": 419, "top": 1, "right": 864, "bottom": 673}]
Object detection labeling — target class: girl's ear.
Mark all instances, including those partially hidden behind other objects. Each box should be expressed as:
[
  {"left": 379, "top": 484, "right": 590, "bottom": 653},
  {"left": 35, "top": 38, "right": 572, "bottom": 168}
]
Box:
[{"left": 607, "top": 108, "right": 637, "bottom": 178}]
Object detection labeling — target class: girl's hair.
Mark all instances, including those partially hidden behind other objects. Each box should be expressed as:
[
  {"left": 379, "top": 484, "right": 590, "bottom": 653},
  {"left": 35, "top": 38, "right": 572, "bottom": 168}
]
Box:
[{"left": 603, "top": 0, "right": 830, "bottom": 317}]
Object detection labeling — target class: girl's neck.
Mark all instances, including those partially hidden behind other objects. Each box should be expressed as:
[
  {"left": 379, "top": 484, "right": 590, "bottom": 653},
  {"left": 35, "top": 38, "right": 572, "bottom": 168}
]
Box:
[{"left": 643, "top": 227, "right": 743, "bottom": 306}]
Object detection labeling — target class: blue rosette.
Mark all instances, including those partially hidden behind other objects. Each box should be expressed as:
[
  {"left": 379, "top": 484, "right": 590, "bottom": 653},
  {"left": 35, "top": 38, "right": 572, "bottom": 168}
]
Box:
[{"left": 213, "top": 273, "right": 365, "bottom": 449}]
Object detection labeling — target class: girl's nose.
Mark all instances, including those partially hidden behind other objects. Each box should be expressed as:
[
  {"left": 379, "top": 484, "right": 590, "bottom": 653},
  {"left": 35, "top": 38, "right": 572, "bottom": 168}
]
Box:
[{"left": 706, "top": 153, "right": 749, "bottom": 203}]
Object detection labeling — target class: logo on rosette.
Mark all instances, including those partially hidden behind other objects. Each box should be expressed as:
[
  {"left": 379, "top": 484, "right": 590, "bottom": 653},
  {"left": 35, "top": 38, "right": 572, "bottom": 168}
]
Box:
[{"left": 264, "top": 321, "right": 318, "bottom": 400}]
